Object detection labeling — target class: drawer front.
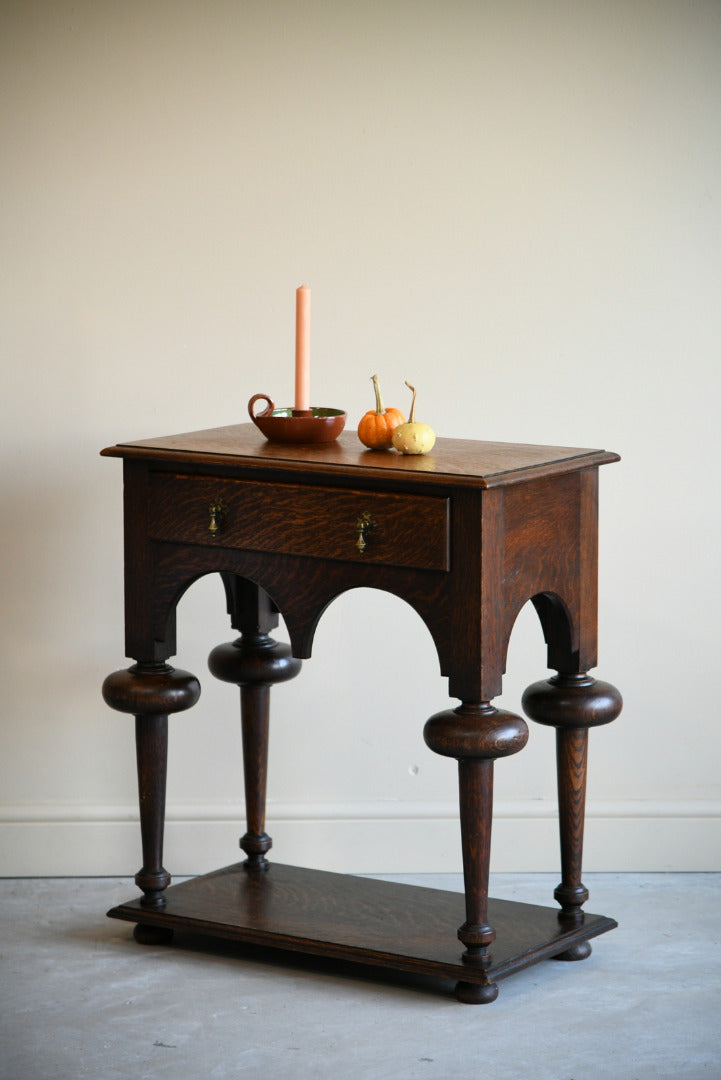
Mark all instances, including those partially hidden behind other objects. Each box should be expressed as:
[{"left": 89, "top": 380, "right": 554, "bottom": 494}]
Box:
[{"left": 148, "top": 473, "right": 449, "bottom": 572}]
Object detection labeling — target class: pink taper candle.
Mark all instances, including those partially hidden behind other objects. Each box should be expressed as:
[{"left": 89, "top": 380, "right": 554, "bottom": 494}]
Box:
[{"left": 294, "top": 284, "right": 311, "bottom": 413}]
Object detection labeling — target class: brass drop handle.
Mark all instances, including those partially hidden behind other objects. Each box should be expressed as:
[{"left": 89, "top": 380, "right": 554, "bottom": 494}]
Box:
[
  {"left": 356, "top": 511, "right": 377, "bottom": 554},
  {"left": 208, "top": 498, "right": 226, "bottom": 536}
]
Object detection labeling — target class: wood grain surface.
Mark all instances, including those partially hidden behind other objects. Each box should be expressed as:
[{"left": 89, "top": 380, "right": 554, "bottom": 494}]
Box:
[
  {"left": 102, "top": 424, "right": 619, "bottom": 489},
  {"left": 148, "top": 471, "right": 449, "bottom": 570},
  {"left": 108, "top": 862, "right": 616, "bottom": 986}
]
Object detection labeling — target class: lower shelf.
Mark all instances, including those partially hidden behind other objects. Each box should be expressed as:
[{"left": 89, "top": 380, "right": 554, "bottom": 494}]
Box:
[{"left": 108, "top": 862, "right": 616, "bottom": 996}]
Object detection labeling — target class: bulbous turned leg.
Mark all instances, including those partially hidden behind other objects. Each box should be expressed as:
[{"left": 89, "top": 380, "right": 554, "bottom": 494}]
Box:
[
  {"left": 424, "top": 702, "right": 528, "bottom": 1003},
  {"left": 102, "top": 662, "right": 200, "bottom": 936},
  {"left": 522, "top": 673, "right": 622, "bottom": 958},
  {"left": 208, "top": 632, "right": 301, "bottom": 871}
]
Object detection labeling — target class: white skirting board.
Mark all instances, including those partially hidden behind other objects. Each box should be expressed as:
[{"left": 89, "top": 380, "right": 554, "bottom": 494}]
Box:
[{"left": 1, "top": 800, "right": 719, "bottom": 876}]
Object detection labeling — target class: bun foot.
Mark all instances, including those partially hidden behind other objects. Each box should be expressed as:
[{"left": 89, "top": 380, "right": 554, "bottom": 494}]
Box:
[
  {"left": 133, "top": 923, "right": 174, "bottom": 946},
  {"left": 455, "top": 979, "right": 499, "bottom": 1004},
  {"left": 554, "top": 939, "right": 592, "bottom": 962}
]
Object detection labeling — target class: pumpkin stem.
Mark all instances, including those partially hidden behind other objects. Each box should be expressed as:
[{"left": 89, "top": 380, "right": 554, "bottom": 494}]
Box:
[
  {"left": 404, "top": 380, "right": 417, "bottom": 423},
  {"left": 371, "top": 374, "right": 385, "bottom": 415}
]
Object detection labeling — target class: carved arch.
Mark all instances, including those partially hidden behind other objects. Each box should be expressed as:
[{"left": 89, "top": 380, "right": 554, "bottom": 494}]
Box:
[
  {"left": 501, "top": 590, "right": 579, "bottom": 678},
  {"left": 157, "top": 567, "right": 288, "bottom": 652},
  {"left": 530, "top": 591, "right": 578, "bottom": 672},
  {"left": 280, "top": 581, "right": 445, "bottom": 674},
  {"left": 143, "top": 547, "right": 451, "bottom": 676}
]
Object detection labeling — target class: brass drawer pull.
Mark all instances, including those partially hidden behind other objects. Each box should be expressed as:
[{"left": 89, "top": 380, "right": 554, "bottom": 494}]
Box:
[
  {"left": 208, "top": 498, "right": 227, "bottom": 536},
  {"left": 356, "top": 511, "right": 377, "bottom": 554}
]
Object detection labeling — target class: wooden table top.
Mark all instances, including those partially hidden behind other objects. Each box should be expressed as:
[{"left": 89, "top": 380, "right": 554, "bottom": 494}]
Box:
[{"left": 102, "top": 423, "right": 619, "bottom": 489}]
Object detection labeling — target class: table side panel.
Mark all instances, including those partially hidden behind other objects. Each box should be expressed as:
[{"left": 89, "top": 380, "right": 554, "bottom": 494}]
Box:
[{"left": 500, "top": 468, "right": 599, "bottom": 673}]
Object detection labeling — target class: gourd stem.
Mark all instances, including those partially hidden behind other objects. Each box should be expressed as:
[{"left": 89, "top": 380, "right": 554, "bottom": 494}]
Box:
[
  {"left": 405, "top": 380, "right": 417, "bottom": 423},
  {"left": 371, "top": 374, "right": 385, "bottom": 415}
]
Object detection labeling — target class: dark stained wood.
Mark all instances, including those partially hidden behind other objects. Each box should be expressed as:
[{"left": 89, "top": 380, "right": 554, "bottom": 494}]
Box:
[
  {"left": 102, "top": 423, "right": 621, "bottom": 1002},
  {"left": 101, "top": 423, "right": 619, "bottom": 490},
  {"left": 555, "top": 726, "right": 590, "bottom": 917},
  {"left": 455, "top": 758, "right": 497, "bottom": 1002},
  {"left": 208, "top": 579, "right": 302, "bottom": 870},
  {"left": 122, "top": 460, "right": 174, "bottom": 663},
  {"left": 501, "top": 470, "right": 601, "bottom": 676},
  {"left": 424, "top": 702, "right": 529, "bottom": 1001},
  {"left": 148, "top": 471, "right": 450, "bottom": 571},
  {"left": 236, "top": 681, "right": 272, "bottom": 868},
  {"left": 107, "top": 862, "right": 617, "bottom": 993},
  {"left": 102, "top": 662, "right": 200, "bottom": 911},
  {"left": 522, "top": 673, "right": 623, "bottom": 933},
  {"left": 133, "top": 713, "right": 170, "bottom": 906}
]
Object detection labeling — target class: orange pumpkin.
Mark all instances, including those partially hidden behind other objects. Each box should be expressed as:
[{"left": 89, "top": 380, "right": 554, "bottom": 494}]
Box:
[{"left": 357, "top": 375, "right": 405, "bottom": 449}]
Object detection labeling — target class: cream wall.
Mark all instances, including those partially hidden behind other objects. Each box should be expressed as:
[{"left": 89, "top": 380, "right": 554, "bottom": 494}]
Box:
[{"left": 1, "top": 0, "right": 719, "bottom": 876}]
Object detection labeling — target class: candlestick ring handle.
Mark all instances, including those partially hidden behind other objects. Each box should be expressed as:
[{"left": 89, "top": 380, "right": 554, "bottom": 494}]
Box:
[
  {"left": 248, "top": 393, "right": 275, "bottom": 421},
  {"left": 208, "top": 498, "right": 227, "bottom": 536},
  {"left": 356, "top": 512, "right": 378, "bottom": 554}
]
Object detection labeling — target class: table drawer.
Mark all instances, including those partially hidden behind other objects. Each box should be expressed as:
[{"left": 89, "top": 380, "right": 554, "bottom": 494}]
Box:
[{"left": 148, "top": 473, "right": 449, "bottom": 571}]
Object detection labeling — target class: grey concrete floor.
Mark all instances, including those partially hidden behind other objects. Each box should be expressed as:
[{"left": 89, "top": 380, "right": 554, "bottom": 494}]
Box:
[{"left": 1, "top": 873, "right": 718, "bottom": 1080}]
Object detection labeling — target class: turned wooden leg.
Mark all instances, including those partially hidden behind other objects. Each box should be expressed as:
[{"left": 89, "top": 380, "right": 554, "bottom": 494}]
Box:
[
  {"left": 133, "top": 711, "right": 170, "bottom": 905},
  {"left": 424, "top": 702, "right": 528, "bottom": 1003},
  {"left": 522, "top": 673, "right": 622, "bottom": 958},
  {"left": 102, "top": 661, "right": 200, "bottom": 939},
  {"left": 208, "top": 631, "right": 301, "bottom": 871}
]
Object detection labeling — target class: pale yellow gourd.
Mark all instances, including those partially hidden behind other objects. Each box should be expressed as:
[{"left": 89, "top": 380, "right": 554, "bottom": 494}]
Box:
[{"left": 391, "top": 381, "right": 436, "bottom": 455}]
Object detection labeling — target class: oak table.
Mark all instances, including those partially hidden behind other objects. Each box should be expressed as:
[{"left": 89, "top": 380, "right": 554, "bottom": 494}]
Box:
[{"left": 101, "top": 424, "right": 622, "bottom": 1003}]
